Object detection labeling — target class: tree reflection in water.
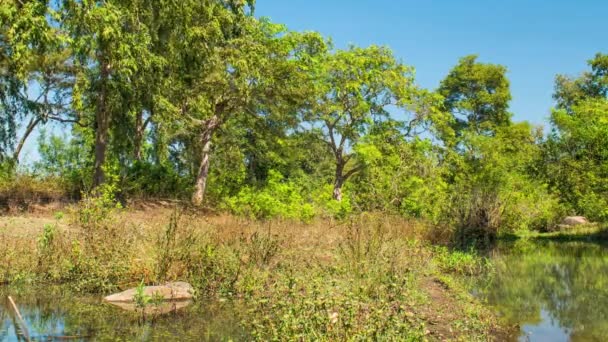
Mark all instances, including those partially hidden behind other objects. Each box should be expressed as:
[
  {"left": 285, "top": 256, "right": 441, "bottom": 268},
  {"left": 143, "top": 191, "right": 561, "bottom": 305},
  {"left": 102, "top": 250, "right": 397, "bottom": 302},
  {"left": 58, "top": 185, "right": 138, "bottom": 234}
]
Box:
[{"left": 478, "top": 239, "right": 608, "bottom": 341}]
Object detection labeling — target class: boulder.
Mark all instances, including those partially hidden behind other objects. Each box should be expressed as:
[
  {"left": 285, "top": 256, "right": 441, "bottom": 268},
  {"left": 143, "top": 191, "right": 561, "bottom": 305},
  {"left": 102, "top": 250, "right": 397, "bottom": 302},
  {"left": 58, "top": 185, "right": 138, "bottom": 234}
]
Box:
[
  {"left": 107, "top": 299, "right": 192, "bottom": 314},
  {"left": 561, "top": 216, "right": 589, "bottom": 226},
  {"left": 104, "top": 281, "right": 194, "bottom": 303}
]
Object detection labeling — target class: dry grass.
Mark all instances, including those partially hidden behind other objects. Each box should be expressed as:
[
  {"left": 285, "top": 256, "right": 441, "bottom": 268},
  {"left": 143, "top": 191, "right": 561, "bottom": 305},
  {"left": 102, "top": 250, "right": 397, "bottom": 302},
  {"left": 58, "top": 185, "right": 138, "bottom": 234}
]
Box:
[{"left": 0, "top": 206, "right": 509, "bottom": 340}]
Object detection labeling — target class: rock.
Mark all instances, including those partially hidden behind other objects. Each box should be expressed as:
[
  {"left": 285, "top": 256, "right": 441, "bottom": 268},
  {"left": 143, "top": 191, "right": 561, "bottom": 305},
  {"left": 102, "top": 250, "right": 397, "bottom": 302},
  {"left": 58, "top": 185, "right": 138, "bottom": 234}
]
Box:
[
  {"left": 561, "top": 216, "right": 589, "bottom": 226},
  {"left": 108, "top": 299, "right": 193, "bottom": 314},
  {"left": 104, "top": 281, "right": 194, "bottom": 303}
]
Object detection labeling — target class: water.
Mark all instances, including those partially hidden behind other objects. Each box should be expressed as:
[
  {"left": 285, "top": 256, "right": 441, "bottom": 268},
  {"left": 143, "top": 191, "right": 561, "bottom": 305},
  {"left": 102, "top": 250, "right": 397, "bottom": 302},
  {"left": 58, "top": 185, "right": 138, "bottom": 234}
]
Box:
[
  {"left": 0, "top": 286, "right": 246, "bottom": 341},
  {"left": 476, "top": 238, "right": 608, "bottom": 341}
]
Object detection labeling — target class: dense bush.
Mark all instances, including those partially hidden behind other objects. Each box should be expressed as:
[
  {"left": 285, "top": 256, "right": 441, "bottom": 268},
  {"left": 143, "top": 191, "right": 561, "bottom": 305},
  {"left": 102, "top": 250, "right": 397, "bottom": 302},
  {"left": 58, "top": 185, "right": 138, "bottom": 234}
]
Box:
[
  {"left": 443, "top": 124, "right": 565, "bottom": 245},
  {"left": 224, "top": 170, "right": 314, "bottom": 221},
  {"left": 542, "top": 99, "right": 608, "bottom": 221}
]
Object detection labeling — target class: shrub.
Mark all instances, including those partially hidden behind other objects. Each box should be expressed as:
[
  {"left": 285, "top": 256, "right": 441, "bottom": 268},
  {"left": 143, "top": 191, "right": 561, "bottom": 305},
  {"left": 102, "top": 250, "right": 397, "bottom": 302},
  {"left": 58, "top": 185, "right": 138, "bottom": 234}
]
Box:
[
  {"left": 0, "top": 171, "right": 67, "bottom": 212},
  {"left": 224, "top": 170, "right": 314, "bottom": 221},
  {"left": 123, "top": 161, "right": 191, "bottom": 200}
]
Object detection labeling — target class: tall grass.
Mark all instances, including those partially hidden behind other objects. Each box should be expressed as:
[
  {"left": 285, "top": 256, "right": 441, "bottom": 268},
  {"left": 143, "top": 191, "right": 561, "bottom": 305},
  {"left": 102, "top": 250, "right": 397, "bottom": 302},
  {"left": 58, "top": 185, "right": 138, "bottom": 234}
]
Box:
[{"left": 0, "top": 204, "right": 505, "bottom": 340}]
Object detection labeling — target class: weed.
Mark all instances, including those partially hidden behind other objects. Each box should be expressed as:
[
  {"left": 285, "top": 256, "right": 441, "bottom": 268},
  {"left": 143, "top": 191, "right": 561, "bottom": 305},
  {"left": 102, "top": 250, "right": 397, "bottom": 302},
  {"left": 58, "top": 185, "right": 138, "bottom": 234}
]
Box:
[
  {"left": 433, "top": 246, "right": 493, "bottom": 276},
  {"left": 242, "top": 231, "right": 280, "bottom": 267}
]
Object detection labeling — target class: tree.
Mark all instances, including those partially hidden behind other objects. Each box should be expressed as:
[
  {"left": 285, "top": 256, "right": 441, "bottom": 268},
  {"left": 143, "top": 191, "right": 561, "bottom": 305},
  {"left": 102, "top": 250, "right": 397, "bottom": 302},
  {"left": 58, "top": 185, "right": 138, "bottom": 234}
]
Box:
[
  {"left": 447, "top": 122, "right": 561, "bottom": 243},
  {"left": 543, "top": 53, "right": 608, "bottom": 220},
  {"left": 60, "top": 0, "right": 157, "bottom": 188},
  {"left": 349, "top": 120, "right": 448, "bottom": 219},
  {"left": 554, "top": 53, "right": 608, "bottom": 112},
  {"left": 544, "top": 99, "right": 608, "bottom": 220},
  {"left": 438, "top": 55, "right": 512, "bottom": 140},
  {"left": 0, "top": 0, "right": 71, "bottom": 163},
  {"left": 157, "top": 0, "right": 324, "bottom": 205},
  {"left": 304, "top": 46, "right": 427, "bottom": 201}
]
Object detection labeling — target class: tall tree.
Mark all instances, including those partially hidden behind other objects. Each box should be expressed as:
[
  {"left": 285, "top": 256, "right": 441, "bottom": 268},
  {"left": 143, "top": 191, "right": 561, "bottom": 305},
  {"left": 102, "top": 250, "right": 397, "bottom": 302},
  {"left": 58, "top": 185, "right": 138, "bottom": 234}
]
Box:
[
  {"left": 0, "top": 0, "right": 71, "bottom": 163},
  {"left": 60, "top": 0, "right": 156, "bottom": 188},
  {"left": 438, "top": 55, "right": 512, "bottom": 141},
  {"left": 554, "top": 53, "right": 608, "bottom": 112},
  {"left": 544, "top": 53, "right": 608, "bottom": 220},
  {"left": 304, "top": 46, "right": 427, "bottom": 201},
  {"left": 157, "top": 0, "right": 324, "bottom": 205}
]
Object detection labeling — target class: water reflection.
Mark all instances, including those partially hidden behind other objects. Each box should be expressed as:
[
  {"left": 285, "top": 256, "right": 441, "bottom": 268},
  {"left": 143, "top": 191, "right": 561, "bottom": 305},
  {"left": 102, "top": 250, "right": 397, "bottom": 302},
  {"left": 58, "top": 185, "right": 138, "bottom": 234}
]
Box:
[
  {"left": 478, "top": 239, "right": 608, "bottom": 341},
  {"left": 0, "top": 286, "right": 245, "bottom": 341}
]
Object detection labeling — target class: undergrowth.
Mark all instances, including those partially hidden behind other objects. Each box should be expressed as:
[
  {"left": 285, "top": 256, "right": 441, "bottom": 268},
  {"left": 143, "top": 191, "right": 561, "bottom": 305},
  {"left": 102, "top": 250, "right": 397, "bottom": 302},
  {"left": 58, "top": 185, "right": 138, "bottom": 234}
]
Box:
[{"left": 0, "top": 204, "right": 506, "bottom": 340}]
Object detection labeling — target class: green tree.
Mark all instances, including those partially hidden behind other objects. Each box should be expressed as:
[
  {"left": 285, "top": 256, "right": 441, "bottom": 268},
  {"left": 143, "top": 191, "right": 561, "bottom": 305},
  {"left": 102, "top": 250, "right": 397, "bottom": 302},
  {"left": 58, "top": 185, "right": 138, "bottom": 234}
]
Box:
[
  {"left": 350, "top": 120, "right": 448, "bottom": 220},
  {"left": 544, "top": 99, "right": 608, "bottom": 220},
  {"left": 544, "top": 53, "right": 608, "bottom": 220},
  {"left": 157, "top": 0, "right": 324, "bottom": 205},
  {"left": 554, "top": 53, "right": 608, "bottom": 113},
  {"left": 304, "top": 46, "right": 428, "bottom": 201},
  {"left": 438, "top": 55, "right": 512, "bottom": 140},
  {"left": 0, "top": 0, "right": 71, "bottom": 163},
  {"left": 60, "top": 0, "right": 157, "bottom": 188}
]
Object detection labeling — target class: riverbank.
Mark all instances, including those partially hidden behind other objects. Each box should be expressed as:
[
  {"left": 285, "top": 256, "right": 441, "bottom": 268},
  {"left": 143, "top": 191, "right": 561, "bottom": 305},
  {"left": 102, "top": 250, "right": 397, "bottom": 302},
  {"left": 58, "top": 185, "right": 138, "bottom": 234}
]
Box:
[
  {"left": 1, "top": 206, "right": 512, "bottom": 340},
  {"left": 500, "top": 223, "right": 608, "bottom": 243}
]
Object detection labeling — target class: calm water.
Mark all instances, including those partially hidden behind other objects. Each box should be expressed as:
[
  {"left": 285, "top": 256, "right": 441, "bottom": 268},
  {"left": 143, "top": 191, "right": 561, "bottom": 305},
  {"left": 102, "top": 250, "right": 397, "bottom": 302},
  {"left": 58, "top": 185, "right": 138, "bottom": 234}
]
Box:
[
  {"left": 477, "top": 239, "right": 608, "bottom": 341},
  {"left": 0, "top": 286, "right": 245, "bottom": 341}
]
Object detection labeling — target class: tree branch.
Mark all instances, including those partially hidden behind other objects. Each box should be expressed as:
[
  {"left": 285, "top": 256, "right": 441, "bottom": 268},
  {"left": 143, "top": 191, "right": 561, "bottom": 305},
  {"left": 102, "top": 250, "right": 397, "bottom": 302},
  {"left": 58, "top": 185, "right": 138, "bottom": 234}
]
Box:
[{"left": 343, "top": 164, "right": 364, "bottom": 181}]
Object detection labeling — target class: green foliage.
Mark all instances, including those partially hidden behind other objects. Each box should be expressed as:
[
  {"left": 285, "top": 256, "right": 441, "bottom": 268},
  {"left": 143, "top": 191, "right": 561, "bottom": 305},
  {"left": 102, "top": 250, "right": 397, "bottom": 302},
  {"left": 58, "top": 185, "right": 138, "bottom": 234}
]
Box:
[
  {"left": 133, "top": 279, "right": 151, "bottom": 310},
  {"left": 351, "top": 125, "right": 448, "bottom": 221},
  {"left": 303, "top": 44, "right": 433, "bottom": 201},
  {"left": 554, "top": 53, "right": 608, "bottom": 112},
  {"left": 433, "top": 246, "right": 492, "bottom": 276},
  {"left": 543, "top": 99, "right": 608, "bottom": 221},
  {"left": 34, "top": 131, "right": 91, "bottom": 196},
  {"left": 310, "top": 184, "right": 353, "bottom": 219},
  {"left": 123, "top": 161, "right": 190, "bottom": 199},
  {"left": 444, "top": 123, "right": 564, "bottom": 244},
  {"left": 225, "top": 170, "right": 314, "bottom": 221},
  {"left": 438, "top": 55, "right": 512, "bottom": 138}
]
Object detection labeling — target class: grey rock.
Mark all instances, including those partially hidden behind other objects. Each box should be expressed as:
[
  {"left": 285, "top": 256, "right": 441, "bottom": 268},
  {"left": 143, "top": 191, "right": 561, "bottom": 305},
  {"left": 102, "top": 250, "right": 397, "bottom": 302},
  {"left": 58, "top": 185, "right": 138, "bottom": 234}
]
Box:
[
  {"left": 561, "top": 216, "right": 589, "bottom": 226},
  {"left": 104, "top": 281, "right": 194, "bottom": 303}
]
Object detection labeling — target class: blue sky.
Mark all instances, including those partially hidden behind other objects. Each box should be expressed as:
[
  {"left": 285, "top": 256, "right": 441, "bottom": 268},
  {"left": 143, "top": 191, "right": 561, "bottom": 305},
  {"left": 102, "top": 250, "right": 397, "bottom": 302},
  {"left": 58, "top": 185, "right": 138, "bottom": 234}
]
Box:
[{"left": 256, "top": 0, "right": 608, "bottom": 126}]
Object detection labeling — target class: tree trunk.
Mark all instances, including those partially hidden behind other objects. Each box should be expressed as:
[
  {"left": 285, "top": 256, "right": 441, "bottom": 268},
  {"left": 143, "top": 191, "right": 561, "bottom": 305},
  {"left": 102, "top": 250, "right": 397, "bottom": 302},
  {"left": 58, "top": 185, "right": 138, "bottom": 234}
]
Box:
[
  {"left": 13, "top": 116, "right": 42, "bottom": 163},
  {"left": 191, "top": 117, "right": 218, "bottom": 206},
  {"left": 93, "top": 60, "right": 110, "bottom": 189},
  {"left": 333, "top": 159, "right": 345, "bottom": 201},
  {"left": 134, "top": 110, "right": 147, "bottom": 161}
]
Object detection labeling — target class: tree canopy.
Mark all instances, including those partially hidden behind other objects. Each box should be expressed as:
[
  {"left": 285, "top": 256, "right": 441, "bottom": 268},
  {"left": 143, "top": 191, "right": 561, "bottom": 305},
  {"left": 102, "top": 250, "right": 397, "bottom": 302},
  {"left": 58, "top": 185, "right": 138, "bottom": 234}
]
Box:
[{"left": 0, "top": 0, "right": 606, "bottom": 240}]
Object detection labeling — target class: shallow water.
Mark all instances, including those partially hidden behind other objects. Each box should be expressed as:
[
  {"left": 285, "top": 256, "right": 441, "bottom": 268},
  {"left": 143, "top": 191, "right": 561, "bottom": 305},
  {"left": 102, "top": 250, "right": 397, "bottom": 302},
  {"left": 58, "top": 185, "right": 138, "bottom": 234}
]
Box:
[
  {"left": 0, "top": 286, "right": 246, "bottom": 341},
  {"left": 476, "top": 239, "right": 608, "bottom": 341}
]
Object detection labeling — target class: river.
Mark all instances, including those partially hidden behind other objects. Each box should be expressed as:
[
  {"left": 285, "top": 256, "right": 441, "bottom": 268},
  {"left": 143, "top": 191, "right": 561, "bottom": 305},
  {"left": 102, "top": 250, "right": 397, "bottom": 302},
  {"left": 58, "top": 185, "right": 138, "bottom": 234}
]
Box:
[{"left": 475, "top": 238, "right": 608, "bottom": 341}]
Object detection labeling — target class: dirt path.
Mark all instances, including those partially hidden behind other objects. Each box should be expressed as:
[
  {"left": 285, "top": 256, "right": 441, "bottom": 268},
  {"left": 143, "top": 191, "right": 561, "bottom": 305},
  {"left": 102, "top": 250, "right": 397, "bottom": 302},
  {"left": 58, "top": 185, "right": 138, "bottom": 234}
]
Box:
[{"left": 417, "top": 277, "right": 516, "bottom": 341}]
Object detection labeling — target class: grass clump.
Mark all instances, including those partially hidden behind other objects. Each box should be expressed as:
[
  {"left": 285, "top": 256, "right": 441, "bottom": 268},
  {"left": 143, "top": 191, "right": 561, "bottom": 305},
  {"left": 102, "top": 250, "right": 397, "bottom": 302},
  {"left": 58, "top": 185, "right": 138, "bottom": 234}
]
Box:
[{"left": 432, "top": 246, "right": 493, "bottom": 276}]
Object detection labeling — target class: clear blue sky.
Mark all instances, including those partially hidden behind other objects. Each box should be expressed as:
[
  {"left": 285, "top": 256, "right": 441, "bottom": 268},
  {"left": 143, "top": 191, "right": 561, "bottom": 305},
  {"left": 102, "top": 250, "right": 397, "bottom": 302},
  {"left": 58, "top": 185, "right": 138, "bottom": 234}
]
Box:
[{"left": 256, "top": 0, "right": 608, "bottom": 126}]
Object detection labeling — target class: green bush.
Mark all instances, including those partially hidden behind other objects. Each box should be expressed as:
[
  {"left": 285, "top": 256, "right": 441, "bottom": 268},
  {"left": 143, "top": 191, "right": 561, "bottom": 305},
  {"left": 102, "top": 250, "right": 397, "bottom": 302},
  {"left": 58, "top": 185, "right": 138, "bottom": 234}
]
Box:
[
  {"left": 224, "top": 170, "right": 314, "bottom": 221},
  {"left": 123, "top": 161, "right": 191, "bottom": 199},
  {"left": 34, "top": 131, "right": 91, "bottom": 197}
]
